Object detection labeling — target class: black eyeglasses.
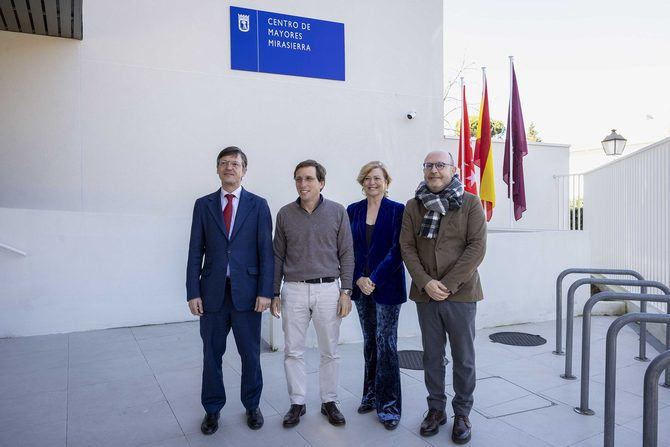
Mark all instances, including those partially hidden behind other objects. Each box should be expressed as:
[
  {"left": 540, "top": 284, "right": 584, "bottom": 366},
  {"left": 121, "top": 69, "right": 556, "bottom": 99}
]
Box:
[{"left": 422, "top": 162, "right": 453, "bottom": 171}]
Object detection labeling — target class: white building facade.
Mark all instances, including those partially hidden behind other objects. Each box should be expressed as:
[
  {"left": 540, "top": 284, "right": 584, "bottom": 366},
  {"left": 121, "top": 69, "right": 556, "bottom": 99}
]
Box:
[{"left": 0, "top": 0, "right": 589, "bottom": 343}]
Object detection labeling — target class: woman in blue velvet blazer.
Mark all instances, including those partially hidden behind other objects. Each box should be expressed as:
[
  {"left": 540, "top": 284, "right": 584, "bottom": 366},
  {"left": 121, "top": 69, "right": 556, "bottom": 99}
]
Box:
[{"left": 346, "top": 161, "right": 407, "bottom": 430}]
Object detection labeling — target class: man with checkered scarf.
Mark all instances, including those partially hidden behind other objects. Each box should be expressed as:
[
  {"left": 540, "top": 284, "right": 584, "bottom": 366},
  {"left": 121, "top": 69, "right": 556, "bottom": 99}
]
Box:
[{"left": 399, "top": 150, "right": 487, "bottom": 445}]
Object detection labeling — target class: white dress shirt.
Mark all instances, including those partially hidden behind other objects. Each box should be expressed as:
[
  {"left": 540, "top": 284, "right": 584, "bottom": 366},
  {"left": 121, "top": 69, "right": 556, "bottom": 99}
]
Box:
[{"left": 221, "top": 185, "right": 242, "bottom": 277}]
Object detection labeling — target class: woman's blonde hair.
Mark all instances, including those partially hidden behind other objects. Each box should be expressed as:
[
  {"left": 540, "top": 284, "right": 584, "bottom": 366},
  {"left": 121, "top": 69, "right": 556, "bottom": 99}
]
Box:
[{"left": 356, "top": 161, "right": 392, "bottom": 197}]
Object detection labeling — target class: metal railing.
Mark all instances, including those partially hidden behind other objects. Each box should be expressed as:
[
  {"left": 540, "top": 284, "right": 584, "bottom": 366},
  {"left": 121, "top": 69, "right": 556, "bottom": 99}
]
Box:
[
  {"left": 554, "top": 173, "right": 584, "bottom": 230},
  {"left": 562, "top": 278, "right": 667, "bottom": 379},
  {"left": 584, "top": 137, "right": 670, "bottom": 314},
  {"left": 554, "top": 268, "right": 645, "bottom": 356},
  {"left": 604, "top": 313, "right": 670, "bottom": 447},
  {"left": 643, "top": 350, "right": 670, "bottom": 447},
  {"left": 576, "top": 292, "right": 670, "bottom": 415}
]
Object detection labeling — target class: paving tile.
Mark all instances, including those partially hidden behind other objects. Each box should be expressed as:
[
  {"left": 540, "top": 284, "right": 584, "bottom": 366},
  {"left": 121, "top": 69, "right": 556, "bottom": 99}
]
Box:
[
  {"left": 422, "top": 408, "right": 554, "bottom": 447},
  {"left": 0, "top": 365, "right": 68, "bottom": 399},
  {"left": 622, "top": 403, "right": 670, "bottom": 444},
  {"left": 498, "top": 401, "right": 605, "bottom": 446},
  {"left": 68, "top": 338, "right": 144, "bottom": 366},
  {"left": 0, "top": 418, "right": 66, "bottom": 447},
  {"left": 131, "top": 321, "right": 199, "bottom": 340},
  {"left": 293, "top": 394, "right": 396, "bottom": 446},
  {"left": 67, "top": 374, "right": 165, "bottom": 419},
  {"left": 479, "top": 393, "right": 555, "bottom": 418},
  {"left": 137, "top": 436, "right": 191, "bottom": 447},
  {"left": 68, "top": 327, "right": 136, "bottom": 349},
  {"left": 0, "top": 333, "right": 67, "bottom": 357},
  {"left": 0, "top": 390, "right": 66, "bottom": 432},
  {"left": 0, "top": 316, "right": 661, "bottom": 447},
  {"left": 0, "top": 347, "right": 68, "bottom": 375},
  {"left": 67, "top": 400, "right": 183, "bottom": 447},
  {"left": 186, "top": 413, "right": 310, "bottom": 447},
  {"left": 539, "top": 379, "right": 647, "bottom": 425},
  {"left": 142, "top": 345, "right": 203, "bottom": 374},
  {"left": 591, "top": 361, "right": 670, "bottom": 404},
  {"left": 570, "top": 425, "right": 670, "bottom": 447},
  {"left": 168, "top": 388, "right": 278, "bottom": 435},
  {"left": 68, "top": 353, "right": 153, "bottom": 388},
  {"left": 457, "top": 375, "right": 532, "bottom": 410},
  {"left": 359, "top": 430, "right": 430, "bottom": 446},
  {"left": 479, "top": 356, "right": 573, "bottom": 393}
]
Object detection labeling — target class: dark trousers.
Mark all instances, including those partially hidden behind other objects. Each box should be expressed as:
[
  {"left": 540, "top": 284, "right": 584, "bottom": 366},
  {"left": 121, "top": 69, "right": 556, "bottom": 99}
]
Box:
[
  {"left": 416, "top": 300, "right": 476, "bottom": 416},
  {"left": 355, "top": 297, "right": 402, "bottom": 422},
  {"left": 199, "top": 280, "right": 262, "bottom": 414}
]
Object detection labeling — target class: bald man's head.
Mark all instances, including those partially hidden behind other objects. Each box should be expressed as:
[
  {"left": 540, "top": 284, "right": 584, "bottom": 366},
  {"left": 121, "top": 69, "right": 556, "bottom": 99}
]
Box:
[{"left": 423, "top": 150, "right": 457, "bottom": 193}]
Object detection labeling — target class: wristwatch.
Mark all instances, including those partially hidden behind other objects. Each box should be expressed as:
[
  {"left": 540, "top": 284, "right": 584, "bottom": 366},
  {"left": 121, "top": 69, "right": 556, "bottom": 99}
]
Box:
[{"left": 340, "top": 288, "right": 352, "bottom": 296}]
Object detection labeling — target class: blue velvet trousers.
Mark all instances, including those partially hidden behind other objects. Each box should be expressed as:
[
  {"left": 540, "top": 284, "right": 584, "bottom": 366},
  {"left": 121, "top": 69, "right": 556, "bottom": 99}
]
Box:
[{"left": 355, "top": 297, "right": 402, "bottom": 422}]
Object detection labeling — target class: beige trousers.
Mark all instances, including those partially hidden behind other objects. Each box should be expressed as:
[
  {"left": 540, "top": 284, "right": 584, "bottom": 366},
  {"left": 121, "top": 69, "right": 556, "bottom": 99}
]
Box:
[{"left": 281, "top": 281, "right": 341, "bottom": 404}]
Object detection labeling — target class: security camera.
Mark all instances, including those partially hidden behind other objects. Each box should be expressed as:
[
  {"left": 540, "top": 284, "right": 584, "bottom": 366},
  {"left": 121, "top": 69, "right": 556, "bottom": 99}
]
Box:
[{"left": 407, "top": 111, "right": 417, "bottom": 120}]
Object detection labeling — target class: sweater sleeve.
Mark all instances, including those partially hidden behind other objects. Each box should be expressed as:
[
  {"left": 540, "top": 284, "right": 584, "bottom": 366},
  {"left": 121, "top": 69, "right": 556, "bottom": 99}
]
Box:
[
  {"left": 272, "top": 210, "right": 286, "bottom": 296},
  {"left": 337, "top": 206, "right": 355, "bottom": 289}
]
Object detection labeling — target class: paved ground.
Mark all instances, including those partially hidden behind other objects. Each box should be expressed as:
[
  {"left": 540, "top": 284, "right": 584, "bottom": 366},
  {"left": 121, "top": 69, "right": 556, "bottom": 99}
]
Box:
[{"left": 1, "top": 316, "right": 669, "bottom": 447}]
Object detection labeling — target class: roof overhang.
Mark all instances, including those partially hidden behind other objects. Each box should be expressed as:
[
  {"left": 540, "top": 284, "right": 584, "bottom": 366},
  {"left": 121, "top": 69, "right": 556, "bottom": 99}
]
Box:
[{"left": 0, "top": 0, "right": 82, "bottom": 40}]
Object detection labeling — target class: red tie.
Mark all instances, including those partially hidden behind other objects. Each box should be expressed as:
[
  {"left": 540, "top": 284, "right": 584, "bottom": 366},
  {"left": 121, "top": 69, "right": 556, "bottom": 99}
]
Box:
[{"left": 223, "top": 193, "right": 234, "bottom": 236}]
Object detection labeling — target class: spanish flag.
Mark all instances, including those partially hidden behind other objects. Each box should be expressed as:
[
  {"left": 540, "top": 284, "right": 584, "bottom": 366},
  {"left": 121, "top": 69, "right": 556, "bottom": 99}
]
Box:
[{"left": 474, "top": 69, "right": 495, "bottom": 221}]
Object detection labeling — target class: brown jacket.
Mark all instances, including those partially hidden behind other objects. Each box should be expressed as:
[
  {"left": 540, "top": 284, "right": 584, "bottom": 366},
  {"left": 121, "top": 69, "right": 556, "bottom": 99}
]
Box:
[{"left": 399, "top": 192, "right": 486, "bottom": 303}]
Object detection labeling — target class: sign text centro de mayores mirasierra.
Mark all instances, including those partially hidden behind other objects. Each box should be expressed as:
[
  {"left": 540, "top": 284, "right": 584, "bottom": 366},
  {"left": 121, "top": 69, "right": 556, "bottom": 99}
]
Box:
[{"left": 230, "top": 6, "right": 345, "bottom": 81}]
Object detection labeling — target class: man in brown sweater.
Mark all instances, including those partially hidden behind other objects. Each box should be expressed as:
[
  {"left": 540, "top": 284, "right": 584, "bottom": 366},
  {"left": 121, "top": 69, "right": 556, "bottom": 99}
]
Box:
[{"left": 399, "top": 150, "right": 486, "bottom": 445}]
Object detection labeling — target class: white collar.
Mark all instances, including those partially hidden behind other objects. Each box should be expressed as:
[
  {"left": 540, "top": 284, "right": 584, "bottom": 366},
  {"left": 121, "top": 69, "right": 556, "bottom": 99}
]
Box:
[{"left": 221, "top": 185, "right": 243, "bottom": 199}]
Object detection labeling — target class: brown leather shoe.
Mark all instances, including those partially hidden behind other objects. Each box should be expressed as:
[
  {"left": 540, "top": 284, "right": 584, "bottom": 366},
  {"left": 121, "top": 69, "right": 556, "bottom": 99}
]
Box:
[
  {"left": 420, "top": 408, "right": 446, "bottom": 437},
  {"left": 452, "top": 415, "right": 472, "bottom": 444},
  {"left": 282, "top": 404, "right": 306, "bottom": 428},
  {"left": 321, "top": 401, "right": 346, "bottom": 426}
]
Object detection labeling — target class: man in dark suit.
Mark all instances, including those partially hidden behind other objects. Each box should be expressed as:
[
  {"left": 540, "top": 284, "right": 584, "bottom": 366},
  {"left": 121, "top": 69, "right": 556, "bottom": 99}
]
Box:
[
  {"left": 400, "top": 150, "right": 486, "bottom": 445},
  {"left": 186, "top": 146, "right": 274, "bottom": 435}
]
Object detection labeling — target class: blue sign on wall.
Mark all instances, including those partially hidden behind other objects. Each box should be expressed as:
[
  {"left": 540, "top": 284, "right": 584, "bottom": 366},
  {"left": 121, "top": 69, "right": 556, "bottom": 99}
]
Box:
[{"left": 230, "top": 6, "right": 345, "bottom": 81}]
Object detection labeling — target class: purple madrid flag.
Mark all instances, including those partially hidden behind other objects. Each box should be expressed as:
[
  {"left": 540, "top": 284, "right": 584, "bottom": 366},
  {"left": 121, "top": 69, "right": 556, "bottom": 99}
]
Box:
[{"left": 503, "top": 62, "right": 528, "bottom": 221}]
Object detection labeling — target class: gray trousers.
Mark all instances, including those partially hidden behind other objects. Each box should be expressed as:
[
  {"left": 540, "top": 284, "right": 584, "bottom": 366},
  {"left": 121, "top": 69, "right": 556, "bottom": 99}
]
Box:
[{"left": 416, "top": 300, "right": 476, "bottom": 416}]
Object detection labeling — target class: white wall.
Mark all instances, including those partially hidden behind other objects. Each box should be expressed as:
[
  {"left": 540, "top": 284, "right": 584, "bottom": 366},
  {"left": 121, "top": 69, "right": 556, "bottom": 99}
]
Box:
[
  {"left": 584, "top": 137, "right": 670, "bottom": 313},
  {"left": 0, "top": 0, "right": 445, "bottom": 337},
  {"left": 442, "top": 137, "right": 571, "bottom": 230}
]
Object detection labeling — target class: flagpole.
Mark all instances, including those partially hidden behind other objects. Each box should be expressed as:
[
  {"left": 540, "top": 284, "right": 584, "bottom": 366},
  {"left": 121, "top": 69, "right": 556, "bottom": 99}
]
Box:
[
  {"left": 481, "top": 66, "right": 487, "bottom": 216},
  {"left": 508, "top": 56, "right": 514, "bottom": 228},
  {"left": 460, "top": 76, "right": 465, "bottom": 177}
]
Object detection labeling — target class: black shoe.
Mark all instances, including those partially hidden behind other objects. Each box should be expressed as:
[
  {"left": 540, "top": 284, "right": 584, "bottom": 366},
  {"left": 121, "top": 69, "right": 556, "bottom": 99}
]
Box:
[
  {"left": 321, "top": 401, "right": 346, "bottom": 426},
  {"left": 246, "top": 408, "right": 264, "bottom": 430},
  {"left": 357, "top": 402, "right": 375, "bottom": 414},
  {"left": 200, "top": 412, "right": 219, "bottom": 435},
  {"left": 419, "top": 409, "right": 446, "bottom": 437},
  {"left": 383, "top": 419, "right": 400, "bottom": 430},
  {"left": 452, "top": 415, "right": 472, "bottom": 444},
  {"left": 282, "top": 404, "right": 306, "bottom": 428}
]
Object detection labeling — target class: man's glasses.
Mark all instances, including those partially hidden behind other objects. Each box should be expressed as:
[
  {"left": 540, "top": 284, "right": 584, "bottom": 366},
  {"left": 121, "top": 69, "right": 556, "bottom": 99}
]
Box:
[
  {"left": 422, "top": 162, "right": 453, "bottom": 171},
  {"left": 218, "top": 160, "right": 243, "bottom": 169}
]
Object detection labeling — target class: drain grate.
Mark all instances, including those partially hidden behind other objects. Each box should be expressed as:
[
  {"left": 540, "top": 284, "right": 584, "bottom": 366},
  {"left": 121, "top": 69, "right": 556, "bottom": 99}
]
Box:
[
  {"left": 489, "top": 332, "right": 547, "bottom": 347},
  {"left": 398, "top": 350, "right": 449, "bottom": 370}
]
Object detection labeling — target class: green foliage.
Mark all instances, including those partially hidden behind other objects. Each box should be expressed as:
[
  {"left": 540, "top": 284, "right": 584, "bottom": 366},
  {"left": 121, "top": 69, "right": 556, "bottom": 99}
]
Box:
[
  {"left": 527, "top": 122, "right": 542, "bottom": 142},
  {"left": 454, "top": 117, "right": 506, "bottom": 139}
]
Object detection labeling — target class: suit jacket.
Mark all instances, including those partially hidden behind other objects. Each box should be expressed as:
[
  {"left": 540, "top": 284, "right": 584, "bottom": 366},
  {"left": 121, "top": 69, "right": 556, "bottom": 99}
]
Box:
[
  {"left": 399, "top": 191, "right": 486, "bottom": 303},
  {"left": 186, "top": 188, "right": 274, "bottom": 312},
  {"left": 347, "top": 197, "right": 407, "bottom": 305}
]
